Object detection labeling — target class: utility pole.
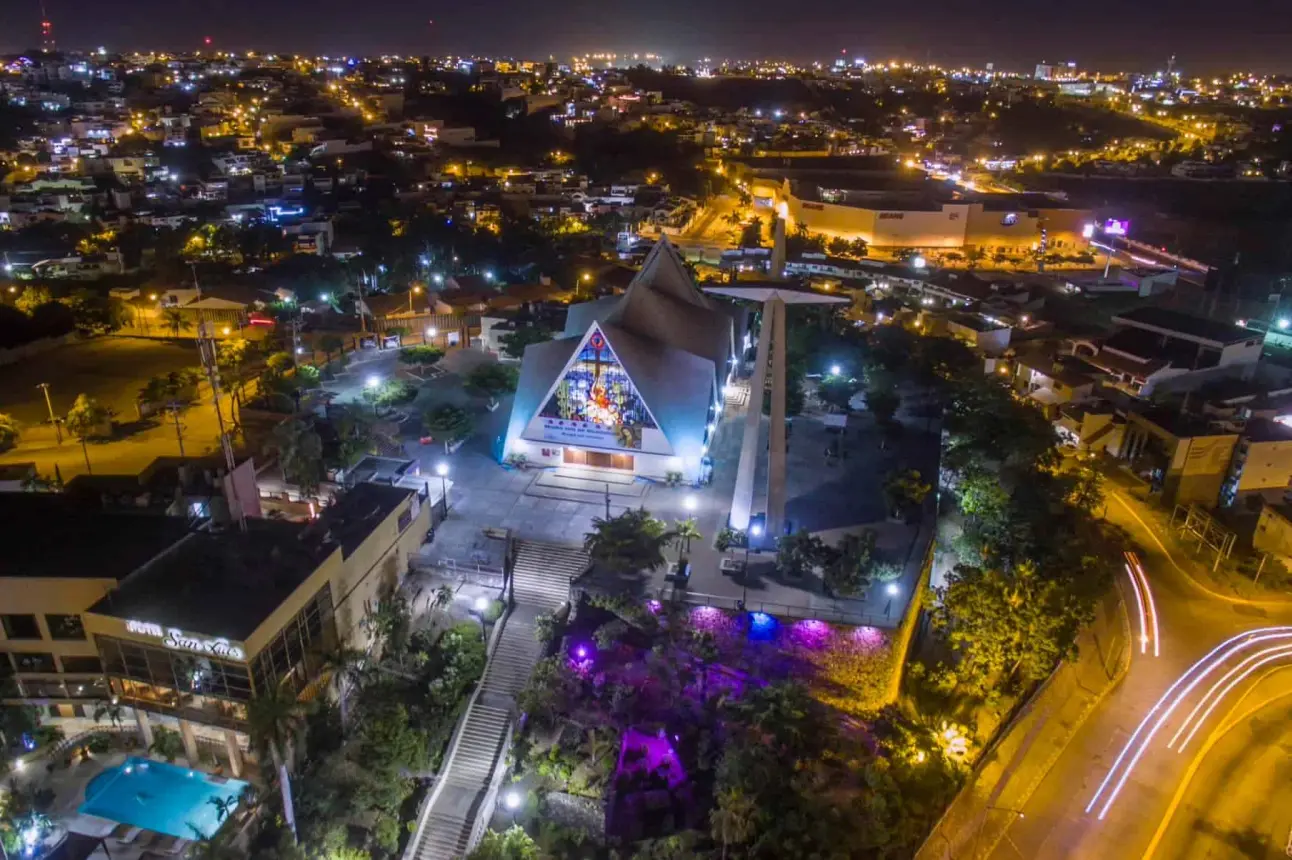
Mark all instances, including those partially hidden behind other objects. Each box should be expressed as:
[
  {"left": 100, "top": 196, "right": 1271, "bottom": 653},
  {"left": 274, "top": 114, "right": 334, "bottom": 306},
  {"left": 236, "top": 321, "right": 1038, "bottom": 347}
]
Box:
[
  {"left": 196, "top": 320, "right": 247, "bottom": 532},
  {"left": 36, "top": 382, "right": 62, "bottom": 443},
  {"left": 167, "top": 404, "right": 186, "bottom": 456}
]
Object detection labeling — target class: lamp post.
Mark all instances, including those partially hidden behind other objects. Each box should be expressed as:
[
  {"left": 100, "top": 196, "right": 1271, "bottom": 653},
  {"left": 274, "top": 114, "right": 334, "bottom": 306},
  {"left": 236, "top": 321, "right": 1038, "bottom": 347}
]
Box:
[
  {"left": 364, "top": 375, "right": 381, "bottom": 416},
  {"left": 36, "top": 383, "right": 61, "bottom": 444},
  {"left": 436, "top": 461, "right": 450, "bottom": 517},
  {"left": 408, "top": 285, "right": 422, "bottom": 314},
  {"left": 425, "top": 326, "right": 437, "bottom": 345},
  {"left": 742, "top": 523, "right": 763, "bottom": 607}
]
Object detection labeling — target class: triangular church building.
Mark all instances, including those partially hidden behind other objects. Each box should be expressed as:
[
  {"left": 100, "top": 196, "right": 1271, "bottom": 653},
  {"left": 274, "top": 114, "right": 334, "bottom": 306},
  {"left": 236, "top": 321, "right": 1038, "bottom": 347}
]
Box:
[{"left": 502, "top": 239, "right": 740, "bottom": 480}]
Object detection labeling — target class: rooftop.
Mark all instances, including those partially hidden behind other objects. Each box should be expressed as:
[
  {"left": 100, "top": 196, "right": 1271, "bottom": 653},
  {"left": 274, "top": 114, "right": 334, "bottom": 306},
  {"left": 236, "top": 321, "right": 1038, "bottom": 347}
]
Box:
[
  {"left": 302, "top": 482, "right": 417, "bottom": 559},
  {"left": 0, "top": 495, "right": 192, "bottom": 580},
  {"left": 1113, "top": 306, "right": 1255, "bottom": 347},
  {"left": 88, "top": 519, "right": 317, "bottom": 642}
]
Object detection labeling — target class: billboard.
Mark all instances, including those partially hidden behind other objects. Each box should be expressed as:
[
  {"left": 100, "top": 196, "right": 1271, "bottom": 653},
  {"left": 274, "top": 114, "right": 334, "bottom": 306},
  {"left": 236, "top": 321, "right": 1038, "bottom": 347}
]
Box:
[
  {"left": 533, "top": 328, "right": 657, "bottom": 452},
  {"left": 1103, "top": 218, "right": 1130, "bottom": 236}
]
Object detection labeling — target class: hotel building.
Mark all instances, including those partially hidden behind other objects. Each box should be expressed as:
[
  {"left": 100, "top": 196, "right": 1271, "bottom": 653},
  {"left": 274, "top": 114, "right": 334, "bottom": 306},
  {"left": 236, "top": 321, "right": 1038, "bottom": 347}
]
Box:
[{"left": 0, "top": 484, "right": 428, "bottom": 773}]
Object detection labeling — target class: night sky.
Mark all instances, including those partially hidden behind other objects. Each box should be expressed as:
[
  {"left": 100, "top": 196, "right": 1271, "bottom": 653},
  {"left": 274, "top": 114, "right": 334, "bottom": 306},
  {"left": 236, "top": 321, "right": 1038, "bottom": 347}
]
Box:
[{"left": 1, "top": 0, "right": 1290, "bottom": 74}]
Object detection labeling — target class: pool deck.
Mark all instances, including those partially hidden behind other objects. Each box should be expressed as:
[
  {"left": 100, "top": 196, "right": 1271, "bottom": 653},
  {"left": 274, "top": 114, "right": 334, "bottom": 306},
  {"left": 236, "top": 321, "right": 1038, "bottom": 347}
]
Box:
[{"left": 8, "top": 747, "right": 251, "bottom": 860}]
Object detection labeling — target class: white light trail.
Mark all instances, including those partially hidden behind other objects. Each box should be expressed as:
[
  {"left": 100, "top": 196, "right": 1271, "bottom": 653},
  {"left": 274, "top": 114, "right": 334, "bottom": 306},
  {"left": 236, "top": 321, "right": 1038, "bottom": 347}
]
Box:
[
  {"left": 1127, "top": 553, "right": 1160, "bottom": 657},
  {"left": 1085, "top": 627, "right": 1292, "bottom": 820},
  {"left": 1174, "top": 644, "right": 1292, "bottom": 753},
  {"left": 1125, "top": 559, "right": 1149, "bottom": 655}
]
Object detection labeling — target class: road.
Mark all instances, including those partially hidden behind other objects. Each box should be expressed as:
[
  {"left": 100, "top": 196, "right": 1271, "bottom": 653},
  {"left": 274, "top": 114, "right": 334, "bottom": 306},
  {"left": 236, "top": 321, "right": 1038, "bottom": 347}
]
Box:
[
  {"left": 1144, "top": 672, "right": 1292, "bottom": 860},
  {"left": 983, "top": 478, "right": 1292, "bottom": 859}
]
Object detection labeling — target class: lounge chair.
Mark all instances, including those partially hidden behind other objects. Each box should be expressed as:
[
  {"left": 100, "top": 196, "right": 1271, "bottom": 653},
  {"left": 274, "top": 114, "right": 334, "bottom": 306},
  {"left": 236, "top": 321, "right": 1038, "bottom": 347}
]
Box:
[
  {"left": 165, "top": 838, "right": 191, "bottom": 856},
  {"left": 152, "top": 835, "right": 178, "bottom": 854},
  {"left": 134, "top": 831, "right": 160, "bottom": 850},
  {"left": 112, "top": 825, "right": 143, "bottom": 844}
]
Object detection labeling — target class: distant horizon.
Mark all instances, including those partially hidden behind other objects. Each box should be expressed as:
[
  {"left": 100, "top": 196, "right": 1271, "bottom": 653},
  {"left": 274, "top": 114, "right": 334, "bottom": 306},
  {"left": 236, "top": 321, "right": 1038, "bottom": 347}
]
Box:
[{"left": 1, "top": 0, "right": 1290, "bottom": 79}]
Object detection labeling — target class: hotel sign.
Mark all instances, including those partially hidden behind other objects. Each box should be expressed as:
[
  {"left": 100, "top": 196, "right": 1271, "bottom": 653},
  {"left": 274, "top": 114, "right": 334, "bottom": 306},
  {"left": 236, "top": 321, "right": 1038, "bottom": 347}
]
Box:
[{"left": 126, "top": 620, "right": 246, "bottom": 661}]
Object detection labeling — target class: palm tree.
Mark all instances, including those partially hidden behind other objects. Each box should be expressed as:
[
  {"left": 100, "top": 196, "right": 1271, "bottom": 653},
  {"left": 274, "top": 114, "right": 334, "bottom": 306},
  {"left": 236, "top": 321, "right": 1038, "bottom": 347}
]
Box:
[
  {"left": 206, "top": 795, "right": 237, "bottom": 824},
  {"left": 92, "top": 700, "right": 125, "bottom": 729},
  {"left": 64, "top": 394, "right": 111, "bottom": 475},
  {"left": 673, "top": 517, "right": 702, "bottom": 553},
  {"left": 185, "top": 826, "right": 241, "bottom": 860},
  {"left": 246, "top": 680, "right": 306, "bottom": 842},
  {"left": 0, "top": 413, "right": 18, "bottom": 453},
  {"left": 710, "top": 787, "right": 758, "bottom": 860},
  {"left": 270, "top": 418, "right": 324, "bottom": 499},
  {"left": 317, "top": 646, "right": 366, "bottom": 729},
  {"left": 161, "top": 307, "right": 190, "bottom": 338},
  {"left": 583, "top": 508, "right": 674, "bottom": 575}
]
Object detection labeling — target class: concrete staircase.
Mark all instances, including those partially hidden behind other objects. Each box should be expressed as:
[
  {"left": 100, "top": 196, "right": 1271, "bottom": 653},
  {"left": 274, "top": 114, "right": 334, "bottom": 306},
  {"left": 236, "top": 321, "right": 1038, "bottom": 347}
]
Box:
[
  {"left": 405, "top": 543, "right": 590, "bottom": 860},
  {"left": 510, "top": 540, "right": 590, "bottom": 611}
]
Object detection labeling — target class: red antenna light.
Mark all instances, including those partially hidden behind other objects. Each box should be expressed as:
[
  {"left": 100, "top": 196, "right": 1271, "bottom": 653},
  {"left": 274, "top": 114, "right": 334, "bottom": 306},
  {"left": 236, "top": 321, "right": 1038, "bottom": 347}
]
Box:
[{"left": 203, "top": 36, "right": 212, "bottom": 46}]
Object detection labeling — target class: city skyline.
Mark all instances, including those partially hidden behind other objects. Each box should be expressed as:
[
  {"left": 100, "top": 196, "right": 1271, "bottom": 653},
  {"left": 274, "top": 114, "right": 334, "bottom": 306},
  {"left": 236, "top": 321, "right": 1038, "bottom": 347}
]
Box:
[{"left": 1, "top": 0, "right": 1291, "bottom": 75}]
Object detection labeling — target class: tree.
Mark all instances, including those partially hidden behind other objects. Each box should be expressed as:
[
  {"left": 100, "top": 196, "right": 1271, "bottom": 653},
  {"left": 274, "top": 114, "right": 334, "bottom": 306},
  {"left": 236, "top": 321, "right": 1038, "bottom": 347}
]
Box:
[
  {"left": 467, "top": 826, "right": 539, "bottom": 860},
  {"left": 823, "top": 531, "right": 876, "bottom": 597},
  {"left": 711, "top": 787, "right": 758, "bottom": 860},
  {"left": 247, "top": 679, "right": 307, "bottom": 842},
  {"left": 884, "top": 469, "right": 932, "bottom": 520},
  {"left": 1067, "top": 465, "right": 1104, "bottom": 515},
  {"left": 149, "top": 726, "right": 185, "bottom": 763},
  {"left": 422, "top": 404, "right": 474, "bottom": 452},
  {"left": 318, "top": 334, "right": 345, "bottom": 366},
  {"left": 216, "top": 338, "right": 253, "bottom": 399},
  {"left": 776, "top": 529, "right": 826, "bottom": 579},
  {"left": 933, "top": 561, "right": 1088, "bottom": 692},
  {"left": 207, "top": 795, "right": 238, "bottom": 824},
  {"left": 826, "top": 236, "right": 851, "bottom": 257},
  {"left": 465, "top": 363, "right": 519, "bottom": 408},
  {"left": 812, "top": 370, "right": 855, "bottom": 409},
  {"left": 848, "top": 237, "right": 869, "bottom": 258},
  {"left": 14, "top": 286, "right": 51, "bottom": 316},
  {"left": 0, "top": 414, "right": 17, "bottom": 453},
  {"left": 64, "top": 394, "right": 111, "bottom": 474},
  {"left": 499, "top": 325, "right": 553, "bottom": 360},
  {"left": 92, "top": 700, "right": 124, "bottom": 729},
  {"left": 584, "top": 508, "right": 673, "bottom": 575},
  {"left": 327, "top": 405, "right": 376, "bottom": 469},
  {"left": 160, "top": 307, "right": 190, "bottom": 338},
  {"left": 271, "top": 418, "right": 324, "bottom": 498},
  {"left": 673, "top": 517, "right": 702, "bottom": 553}
]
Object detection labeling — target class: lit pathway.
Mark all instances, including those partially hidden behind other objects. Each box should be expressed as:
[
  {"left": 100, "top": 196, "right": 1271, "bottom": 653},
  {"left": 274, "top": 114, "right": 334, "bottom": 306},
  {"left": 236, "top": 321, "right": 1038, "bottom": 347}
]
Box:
[{"left": 404, "top": 541, "right": 587, "bottom": 860}]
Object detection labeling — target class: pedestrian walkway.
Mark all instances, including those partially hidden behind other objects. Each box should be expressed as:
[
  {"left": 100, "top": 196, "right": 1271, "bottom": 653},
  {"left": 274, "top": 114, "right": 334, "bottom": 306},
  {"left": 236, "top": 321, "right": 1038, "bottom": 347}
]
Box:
[{"left": 405, "top": 541, "right": 589, "bottom": 860}]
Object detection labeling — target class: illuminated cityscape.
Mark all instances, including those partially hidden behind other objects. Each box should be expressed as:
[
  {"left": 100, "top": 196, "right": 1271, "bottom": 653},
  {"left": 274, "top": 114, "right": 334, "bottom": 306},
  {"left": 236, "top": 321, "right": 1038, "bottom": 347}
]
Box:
[{"left": 0, "top": 11, "right": 1291, "bottom": 860}]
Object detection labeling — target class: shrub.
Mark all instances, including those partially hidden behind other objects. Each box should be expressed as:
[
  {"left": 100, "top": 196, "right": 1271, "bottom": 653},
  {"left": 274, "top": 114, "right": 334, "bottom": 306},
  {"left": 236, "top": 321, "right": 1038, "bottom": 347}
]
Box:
[{"left": 400, "top": 345, "right": 444, "bottom": 367}]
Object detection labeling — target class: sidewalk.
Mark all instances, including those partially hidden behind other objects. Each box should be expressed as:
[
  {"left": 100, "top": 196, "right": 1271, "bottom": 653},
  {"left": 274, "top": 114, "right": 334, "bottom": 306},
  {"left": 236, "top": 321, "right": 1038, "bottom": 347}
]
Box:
[
  {"left": 1103, "top": 468, "right": 1292, "bottom": 604},
  {"left": 916, "top": 589, "right": 1130, "bottom": 860}
]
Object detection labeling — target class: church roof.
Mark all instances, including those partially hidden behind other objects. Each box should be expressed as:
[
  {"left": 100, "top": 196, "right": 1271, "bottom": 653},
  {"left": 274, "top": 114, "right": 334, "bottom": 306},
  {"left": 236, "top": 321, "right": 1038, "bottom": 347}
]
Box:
[
  {"left": 607, "top": 280, "right": 732, "bottom": 384},
  {"left": 629, "top": 238, "right": 711, "bottom": 309},
  {"left": 559, "top": 237, "right": 734, "bottom": 380}
]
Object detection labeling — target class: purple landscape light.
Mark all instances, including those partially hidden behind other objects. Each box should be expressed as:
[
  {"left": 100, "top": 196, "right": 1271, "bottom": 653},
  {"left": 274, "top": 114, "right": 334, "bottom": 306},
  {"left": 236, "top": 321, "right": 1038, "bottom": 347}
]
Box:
[{"left": 789, "top": 618, "right": 832, "bottom": 649}]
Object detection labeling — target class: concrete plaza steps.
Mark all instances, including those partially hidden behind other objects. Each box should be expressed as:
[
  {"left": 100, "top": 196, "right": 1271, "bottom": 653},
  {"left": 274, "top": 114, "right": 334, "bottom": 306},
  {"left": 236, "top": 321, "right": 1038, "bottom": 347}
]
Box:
[
  {"left": 510, "top": 540, "right": 590, "bottom": 611},
  {"left": 404, "top": 545, "right": 588, "bottom": 859}
]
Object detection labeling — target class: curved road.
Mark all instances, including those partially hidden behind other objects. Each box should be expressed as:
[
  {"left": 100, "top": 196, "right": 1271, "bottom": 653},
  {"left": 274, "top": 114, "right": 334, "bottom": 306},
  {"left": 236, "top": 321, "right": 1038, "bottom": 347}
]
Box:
[{"left": 985, "top": 480, "right": 1292, "bottom": 859}]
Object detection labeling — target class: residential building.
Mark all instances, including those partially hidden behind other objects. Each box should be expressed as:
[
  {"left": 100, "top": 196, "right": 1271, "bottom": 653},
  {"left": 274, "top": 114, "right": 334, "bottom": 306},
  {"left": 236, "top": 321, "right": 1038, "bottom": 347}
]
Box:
[{"left": 1120, "top": 409, "right": 1239, "bottom": 507}]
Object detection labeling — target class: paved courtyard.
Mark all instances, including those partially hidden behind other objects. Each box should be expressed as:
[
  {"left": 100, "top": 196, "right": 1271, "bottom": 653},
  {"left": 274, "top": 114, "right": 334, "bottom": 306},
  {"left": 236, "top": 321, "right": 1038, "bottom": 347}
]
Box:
[{"left": 382, "top": 344, "right": 939, "bottom": 628}]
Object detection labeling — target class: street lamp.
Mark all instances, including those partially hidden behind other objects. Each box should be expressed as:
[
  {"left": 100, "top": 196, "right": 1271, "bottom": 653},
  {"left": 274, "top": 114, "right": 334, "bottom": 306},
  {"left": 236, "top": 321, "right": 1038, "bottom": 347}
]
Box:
[
  {"left": 432, "top": 273, "right": 444, "bottom": 285},
  {"left": 886, "top": 582, "right": 900, "bottom": 597},
  {"left": 483, "top": 269, "right": 495, "bottom": 283},
  {"left": 683, "top": 495, "right": 697, "bottom": 512},
  {"left": 436, "top": 461, "right": 450, "bottom": 516},
  {"left": 408, "top": 285, "right": 422, "bottom": 313},
  {"left": 829, "top": 364, "right": 841, "bottom": 376},
  {"left": 503, "top": 788, "right": 523, "bottom": 813},
  {"left": 36, "top": 383, "right": 61, "bottom": 444}
]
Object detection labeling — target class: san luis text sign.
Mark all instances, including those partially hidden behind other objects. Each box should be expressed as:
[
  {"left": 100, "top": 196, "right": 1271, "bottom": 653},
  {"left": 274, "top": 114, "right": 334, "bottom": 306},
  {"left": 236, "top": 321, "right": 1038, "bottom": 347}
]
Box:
[{"left": 126, "top": 620, "right": 247, "bottom": 661}]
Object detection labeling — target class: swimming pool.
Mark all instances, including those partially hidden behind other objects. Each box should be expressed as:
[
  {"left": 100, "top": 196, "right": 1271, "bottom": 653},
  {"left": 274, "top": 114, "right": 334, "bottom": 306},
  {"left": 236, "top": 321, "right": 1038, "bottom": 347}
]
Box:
[{"left": 79, "top": 757, "right": 248, "bottom": 839}]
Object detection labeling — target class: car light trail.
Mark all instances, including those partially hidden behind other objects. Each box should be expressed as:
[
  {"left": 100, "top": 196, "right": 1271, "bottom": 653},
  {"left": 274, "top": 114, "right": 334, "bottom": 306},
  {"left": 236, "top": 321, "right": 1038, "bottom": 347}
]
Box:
[
  {"left": 1124, "top": 559, "right": 1149, "bottom": 655},
  {"left": 1173, "top": 644, "right": 1292, "bottom": 754},
  {"left": 1086, "top": 627, "right": 1292, "bottom": 820},
  {"left": 1126, "top": 552, "right": 1159, "bottom": 657}
]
